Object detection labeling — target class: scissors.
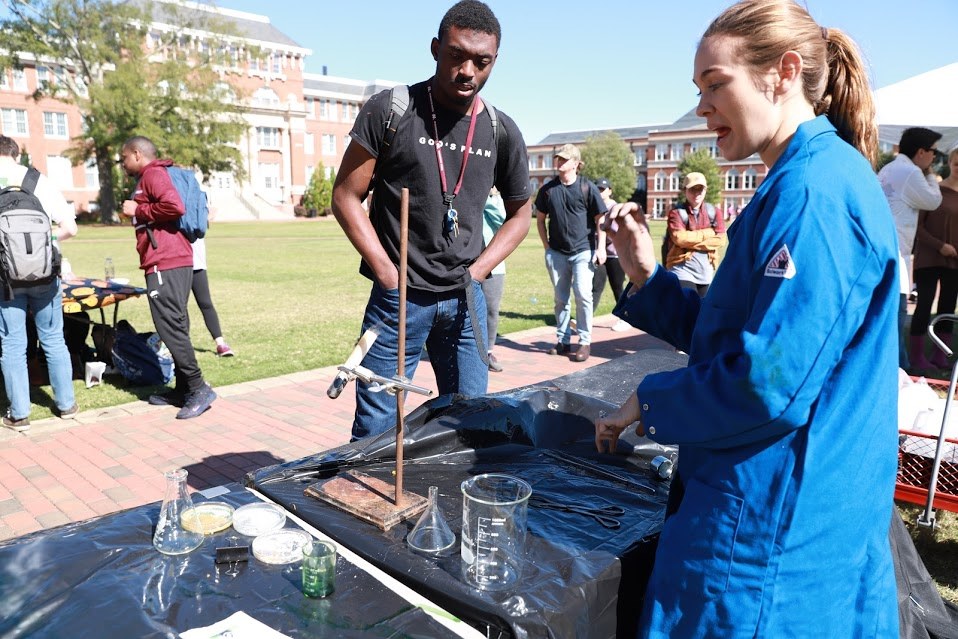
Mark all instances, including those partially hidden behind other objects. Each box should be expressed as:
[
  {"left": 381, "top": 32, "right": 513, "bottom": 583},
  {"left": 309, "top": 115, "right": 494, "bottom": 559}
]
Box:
[{"left": 529, "top": 494, "right": 625, "bottom": 530}]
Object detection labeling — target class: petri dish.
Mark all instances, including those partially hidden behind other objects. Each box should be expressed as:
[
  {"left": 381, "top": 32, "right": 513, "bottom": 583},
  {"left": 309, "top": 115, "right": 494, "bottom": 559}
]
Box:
[
  {"left": 180, "top": 501, "right": 234, "bottom": 534},
  {"left": 232, "top": 502, "right": 287, "bottom": 537},
  {"left": 251, "top": 529, "right": 312, "bottom": 565}
]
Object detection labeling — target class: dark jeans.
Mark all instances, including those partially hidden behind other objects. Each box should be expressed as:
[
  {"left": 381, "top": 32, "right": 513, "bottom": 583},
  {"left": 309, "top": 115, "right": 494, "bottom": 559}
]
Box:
[
  {"left": 911, "top": 266, "right": 958, "bottom": 336},
  {"left": 352, "top": 281, "right": 488, "bottom": 440}
]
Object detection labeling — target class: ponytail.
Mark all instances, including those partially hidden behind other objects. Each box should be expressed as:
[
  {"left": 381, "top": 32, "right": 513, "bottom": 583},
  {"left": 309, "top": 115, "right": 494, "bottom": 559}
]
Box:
[{"left": 704, "top": 0, "right": 878, "bottom": 165}]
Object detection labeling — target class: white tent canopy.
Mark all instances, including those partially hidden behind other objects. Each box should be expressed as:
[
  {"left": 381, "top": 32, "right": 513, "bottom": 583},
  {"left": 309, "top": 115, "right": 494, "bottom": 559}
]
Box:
[{"left": 875, "top": 62, "right": 958, "bottom": 127}]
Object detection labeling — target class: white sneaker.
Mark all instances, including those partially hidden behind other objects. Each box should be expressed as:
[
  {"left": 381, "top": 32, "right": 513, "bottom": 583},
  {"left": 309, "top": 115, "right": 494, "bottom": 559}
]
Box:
[
  {"left": 612, "top": 320, "right": 631, "bottom": 332},
  {"left": 570, "top": 318, "right": 577, "bottom": 331}
]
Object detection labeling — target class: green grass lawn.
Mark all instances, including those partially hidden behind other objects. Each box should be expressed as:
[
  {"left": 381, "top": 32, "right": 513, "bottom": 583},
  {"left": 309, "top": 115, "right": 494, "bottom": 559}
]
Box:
[{"left": 20, "top": 218, "right": 626, "bottom": 419}]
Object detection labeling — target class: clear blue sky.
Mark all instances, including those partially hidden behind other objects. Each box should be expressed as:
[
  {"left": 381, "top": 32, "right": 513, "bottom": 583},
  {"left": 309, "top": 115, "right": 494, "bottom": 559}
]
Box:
[{"left": 193, "top": 1, "right": 957, "bottom": 144}]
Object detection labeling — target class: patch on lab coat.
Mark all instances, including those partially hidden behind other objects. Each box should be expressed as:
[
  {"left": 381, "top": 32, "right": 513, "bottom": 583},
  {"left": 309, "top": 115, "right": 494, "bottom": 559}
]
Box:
[{"left": 765, "top": 244, "right": 796, "bottom": 279}]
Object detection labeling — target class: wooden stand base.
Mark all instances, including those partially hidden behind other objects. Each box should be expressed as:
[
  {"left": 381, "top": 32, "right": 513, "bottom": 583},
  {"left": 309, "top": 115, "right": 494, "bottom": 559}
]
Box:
[{"left": 305, "top": 470, "right": 428, "bottom": 531}]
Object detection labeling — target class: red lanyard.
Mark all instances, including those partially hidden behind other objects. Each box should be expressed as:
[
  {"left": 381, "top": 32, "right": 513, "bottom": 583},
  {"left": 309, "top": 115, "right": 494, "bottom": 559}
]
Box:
[{"left": 426, "top": 84, "right": 481, "bottom": 209}]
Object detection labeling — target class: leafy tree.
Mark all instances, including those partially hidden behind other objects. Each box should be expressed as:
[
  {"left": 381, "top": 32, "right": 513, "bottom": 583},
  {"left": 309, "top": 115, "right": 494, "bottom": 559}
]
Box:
[
  {"left": 302, "top": 163, "right": 333, "bottom": 214},
  {"left": 676, "top": 148, "right": 722, "bottom": 206},
  {"left": 579, "top": 131, "right": 636, "bottom": 203},
  {"left": 0, "top": 0, "right": 246, "bottom": 222}
]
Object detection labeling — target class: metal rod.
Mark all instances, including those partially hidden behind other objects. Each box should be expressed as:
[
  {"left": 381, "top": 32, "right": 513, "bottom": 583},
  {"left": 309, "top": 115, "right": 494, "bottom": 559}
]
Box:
[
  {"left": 919, "top": 314, "right": 958, "bottom": 529},
  {"left": 395, "top": 187, "right": 409, "bottom": 506}
]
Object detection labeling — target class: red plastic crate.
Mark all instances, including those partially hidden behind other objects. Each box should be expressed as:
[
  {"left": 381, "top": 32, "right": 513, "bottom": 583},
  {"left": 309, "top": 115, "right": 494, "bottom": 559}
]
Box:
[{"left": 896, "top": 377, "right": 958, "bottom": 513}]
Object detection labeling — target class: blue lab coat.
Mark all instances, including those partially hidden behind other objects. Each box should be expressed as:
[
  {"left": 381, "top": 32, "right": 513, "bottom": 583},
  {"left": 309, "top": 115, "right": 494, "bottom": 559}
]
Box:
[{"left": 615, "top": 117, "right": 899, "bottom": 638}]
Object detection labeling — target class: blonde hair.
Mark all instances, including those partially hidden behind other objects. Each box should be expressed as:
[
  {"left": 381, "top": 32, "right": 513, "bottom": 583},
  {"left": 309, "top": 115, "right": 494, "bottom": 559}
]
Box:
[{"left": 703, "top": 0, "right": 878, "bottom": 165}]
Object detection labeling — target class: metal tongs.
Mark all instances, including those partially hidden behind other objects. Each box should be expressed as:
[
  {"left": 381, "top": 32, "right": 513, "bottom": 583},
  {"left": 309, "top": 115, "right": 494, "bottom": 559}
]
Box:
[{"left": 336, "top": 364, "right": 433, "bottom": 397}]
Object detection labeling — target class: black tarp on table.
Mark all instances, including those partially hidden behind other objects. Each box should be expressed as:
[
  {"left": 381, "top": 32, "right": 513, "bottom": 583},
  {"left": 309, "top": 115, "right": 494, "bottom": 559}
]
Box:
[
  {"left": 248, "top": 350, "right": 687, "bottom": 639},
  {"left": 0, "top": 485, "right": 456, "bottom": 638}
]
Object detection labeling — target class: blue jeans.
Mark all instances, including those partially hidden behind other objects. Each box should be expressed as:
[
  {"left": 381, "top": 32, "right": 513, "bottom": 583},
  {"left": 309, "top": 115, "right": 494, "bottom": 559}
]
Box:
[
  {"left": 545, "top": 248, "right": 594, "bottom": 345},
  {"left": 0, "top": 278, "right": 75, "bottom": 418},
  {"left": 353, "top": 281, "right": 488, "bottom": 440}
]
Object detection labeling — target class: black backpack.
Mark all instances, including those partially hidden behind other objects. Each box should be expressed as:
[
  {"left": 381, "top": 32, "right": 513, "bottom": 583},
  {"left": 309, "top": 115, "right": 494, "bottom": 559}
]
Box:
[
  {"left": 660, "top": 202, "right": 717, "bottom": 265},
  {"left": 369, "top": 84, "right": 509, "bottom": 193},
  {"left": 0, "top": 167, "right": 60, "bottom": 299}
]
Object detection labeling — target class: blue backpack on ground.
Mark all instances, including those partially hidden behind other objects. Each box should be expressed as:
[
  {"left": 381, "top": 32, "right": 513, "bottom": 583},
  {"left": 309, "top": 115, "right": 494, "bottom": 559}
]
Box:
[
  {"left": 111, "top": 320, "right": 174, "bottom": 386},
  {"left": 165, "top": 166, "right": 208, "bottom": 242}
]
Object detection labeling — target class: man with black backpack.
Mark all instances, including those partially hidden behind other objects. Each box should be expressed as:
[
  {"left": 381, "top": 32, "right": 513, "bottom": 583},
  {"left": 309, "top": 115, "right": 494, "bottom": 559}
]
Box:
[
  {"left": 119, "top": 136, "right": 216, "bottom": 420},
  {"left": 535, "top": 143, "right": 608, "bottom": 363},
  {"left": 332, "top": 0, "right": 531, "bottom": 440},
  {"left": 0, "top": 136, "right": 78, "bottom": 431},
  {"left": 662, "top": 172, "right": 726, "bottom": 298}
]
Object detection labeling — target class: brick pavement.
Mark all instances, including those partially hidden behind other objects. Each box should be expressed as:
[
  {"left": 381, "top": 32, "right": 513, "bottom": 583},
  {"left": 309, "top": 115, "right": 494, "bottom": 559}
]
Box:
[{"left": 0, "top": 316, "right": 669, "bottom": 543}]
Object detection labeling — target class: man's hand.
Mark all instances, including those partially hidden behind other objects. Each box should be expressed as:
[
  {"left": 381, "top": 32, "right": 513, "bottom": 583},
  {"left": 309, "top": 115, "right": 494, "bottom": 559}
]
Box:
[
  {"left": 604, "top": 203, "right": 656, "bottom": 287},
  {"left": 941, "top": 243, "right": 958, "bottom": 258},
  {"left": 595, "top": 244, "right": 607, "bottom": 265},
  {"left": 595, "top": 391, "right": 644, "bottom": 453},
  {"left": 120, "top": 199, "right": 137, "bottom": 218}
]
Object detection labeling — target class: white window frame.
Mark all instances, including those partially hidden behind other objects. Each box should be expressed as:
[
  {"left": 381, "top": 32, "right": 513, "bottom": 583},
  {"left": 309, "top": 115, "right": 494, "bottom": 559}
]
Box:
[
  {"left": 0, "top": 71, "right": 8, "bottom": 90},
  {"left": 304, "top": 132, "right": 314, "bottom": 155},
  {"left": 1, "top": 108, "right": 29, "bottom": 136},
  {"left": 321, "top": 133, "right": 336, "bottom": 155},
  {"left": 743, "top": 168, "right": 757, "bottom": 190},
  {"left": 12, "top": 69, "right": 27, "bottom": 92},
  {"left": 653, "top": 170, "right": 667, "bottom": 191},
  {"left": 256, "top": 126, "right": 281, "bottom": 148},
  {"left": 668, "top": 172, "right": 679, "bottom": 191},
  {"left": 259, "top": 162, "right": 281, "bottom": 191},
  {"left": 725, "top": 169, "right": 741, "bottom": 190},
  {"left": 85, "top": 158, "right": 99, "bottom": 188},
  {"left": 655, "top": 144, "right": 668, "bottom": 161},
  {"left": 43, "top": 112, "right": 68, "bottom": 138}
]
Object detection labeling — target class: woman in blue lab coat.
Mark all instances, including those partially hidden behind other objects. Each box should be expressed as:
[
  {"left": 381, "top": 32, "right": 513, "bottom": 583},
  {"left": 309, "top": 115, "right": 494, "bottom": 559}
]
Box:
[{"left": 596, "top": 1, "right": 900, "bottom": 636}]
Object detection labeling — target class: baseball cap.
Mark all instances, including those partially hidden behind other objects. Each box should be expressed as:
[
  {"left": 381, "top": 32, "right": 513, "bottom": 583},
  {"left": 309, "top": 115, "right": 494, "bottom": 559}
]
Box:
[
  {"left": 595, "top": 178, "right": 611, "bottom": 190},
  {"left": 555, "top": 143, "right": 581, "bottom": 163},
  {"left": 683, "top": 172, "right": 707, "bottom": 189}
]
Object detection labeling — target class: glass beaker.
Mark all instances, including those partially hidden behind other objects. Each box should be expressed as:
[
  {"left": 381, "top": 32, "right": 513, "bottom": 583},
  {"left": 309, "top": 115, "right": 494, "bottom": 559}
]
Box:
[
  {"left": 407, "top": 486, "right": 456, "bottom": 555},
  {"left": 460, "top": 473, "right": 532, "bottom": 591},
  {"left": 153, "top": 468, "right": 204, "bottom": 555}
]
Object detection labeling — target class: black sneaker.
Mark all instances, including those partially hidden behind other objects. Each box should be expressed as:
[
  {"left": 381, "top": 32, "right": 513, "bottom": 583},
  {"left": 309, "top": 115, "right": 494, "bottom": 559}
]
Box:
[
  {"left": 176, "top": 384, "right": 217, "bottom": 420},
  {"left": 548, "top": 342, "right": 571, "bottom": 356},
  {"left": 148, "top": 389, "right": 187, "bottom": 408},
  {"left": 2, "top": 413, "right": 30, "bottom": 432}
]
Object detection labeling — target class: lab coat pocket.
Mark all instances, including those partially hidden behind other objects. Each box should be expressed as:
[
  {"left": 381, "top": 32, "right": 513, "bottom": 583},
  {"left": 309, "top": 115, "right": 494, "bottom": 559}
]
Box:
[{"left": 655, "top": 478, "right": 744, "bottom": 596}]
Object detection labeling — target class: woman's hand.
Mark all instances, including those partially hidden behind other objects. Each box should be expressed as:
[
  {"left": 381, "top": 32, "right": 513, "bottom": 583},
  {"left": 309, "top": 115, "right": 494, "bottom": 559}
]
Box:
[
  {"left": 604, "top": 202, "right": 657, "bottom": 288},
  {"left": 940, "top": 243, "right": 957, "bottom": 258},
  {"left": 595, "top": 392, "right": 644, "bottom": 453}
]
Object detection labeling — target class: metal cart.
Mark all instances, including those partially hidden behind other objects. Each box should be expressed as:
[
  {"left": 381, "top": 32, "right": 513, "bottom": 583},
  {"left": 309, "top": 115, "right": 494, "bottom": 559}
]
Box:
[{"left": 896, "top": 315, "right": 958, "bottom": 530}]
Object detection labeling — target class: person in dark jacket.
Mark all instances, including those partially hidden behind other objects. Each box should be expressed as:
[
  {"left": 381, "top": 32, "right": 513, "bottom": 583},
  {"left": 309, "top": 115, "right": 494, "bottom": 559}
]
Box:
[{"left": 119, "top": 136, "right": 215, "bottom": 419}]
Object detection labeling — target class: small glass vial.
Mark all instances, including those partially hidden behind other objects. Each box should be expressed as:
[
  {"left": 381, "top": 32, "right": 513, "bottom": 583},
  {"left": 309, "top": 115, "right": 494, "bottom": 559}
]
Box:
[
  {"left": 104, "top": 257, "right": 115, "bottom": 281},
  {"left": 153, "top": 468, "right": 204, "bottom": 555}
]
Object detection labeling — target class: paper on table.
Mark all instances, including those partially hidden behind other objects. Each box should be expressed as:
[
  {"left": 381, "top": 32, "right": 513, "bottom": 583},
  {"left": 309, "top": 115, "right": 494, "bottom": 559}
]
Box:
[{"left": 179, "top": 611, "right": 292, "bottom": 639}]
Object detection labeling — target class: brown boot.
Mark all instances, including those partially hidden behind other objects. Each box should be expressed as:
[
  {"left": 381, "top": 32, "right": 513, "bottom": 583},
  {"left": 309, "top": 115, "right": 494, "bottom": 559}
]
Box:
[{"left": 573, "top": 344, "right": 591, "bottom": 362}]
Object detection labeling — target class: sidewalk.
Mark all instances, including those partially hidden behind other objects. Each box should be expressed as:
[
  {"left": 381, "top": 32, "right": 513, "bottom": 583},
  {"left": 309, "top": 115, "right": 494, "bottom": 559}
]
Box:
[{"left": 0, "top": 316, "right": 670, "bottom": 543}]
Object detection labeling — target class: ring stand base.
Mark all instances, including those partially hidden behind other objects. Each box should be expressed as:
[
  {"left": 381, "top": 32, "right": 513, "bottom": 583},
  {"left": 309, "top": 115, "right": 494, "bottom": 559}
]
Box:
[{"left": 305, "top": 470, "right": 428, "bottom": 531}]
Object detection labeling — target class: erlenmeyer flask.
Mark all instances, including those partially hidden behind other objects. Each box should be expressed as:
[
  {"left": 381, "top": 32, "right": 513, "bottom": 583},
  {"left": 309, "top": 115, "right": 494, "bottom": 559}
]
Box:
[
  {"left": 153, "top": 468, "right": 204, "bottom": 555},
  {"left": 407, "top": 486, "right": 456, "bottom": 555}
]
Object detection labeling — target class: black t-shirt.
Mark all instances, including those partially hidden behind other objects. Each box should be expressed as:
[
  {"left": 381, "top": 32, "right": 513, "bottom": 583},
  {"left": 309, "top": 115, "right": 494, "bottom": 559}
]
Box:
[
  {"left": 350, "top": 80, "right": 531, "bottom": 292},
  {"left": 535, "top": 176, "right": 607, "bottom": 255}
]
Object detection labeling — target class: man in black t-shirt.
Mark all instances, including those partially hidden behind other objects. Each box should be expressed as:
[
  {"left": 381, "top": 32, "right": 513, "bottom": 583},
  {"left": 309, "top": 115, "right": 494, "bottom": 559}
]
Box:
[
  {"left": 535, "top": 143, "right": 607, "bottom": 363},
  {"left": 332, "top": 0, "right": 531, "bottom": 440}
]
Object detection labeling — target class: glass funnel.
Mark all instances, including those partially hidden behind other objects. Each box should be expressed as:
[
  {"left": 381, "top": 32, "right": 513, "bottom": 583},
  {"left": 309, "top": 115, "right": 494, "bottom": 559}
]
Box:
[
  {"left": 153, "top": 468, "right": 204, "bottom": 555},
  {"left": 407, "top": 486, "right": 456, "bottom": 555}
]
